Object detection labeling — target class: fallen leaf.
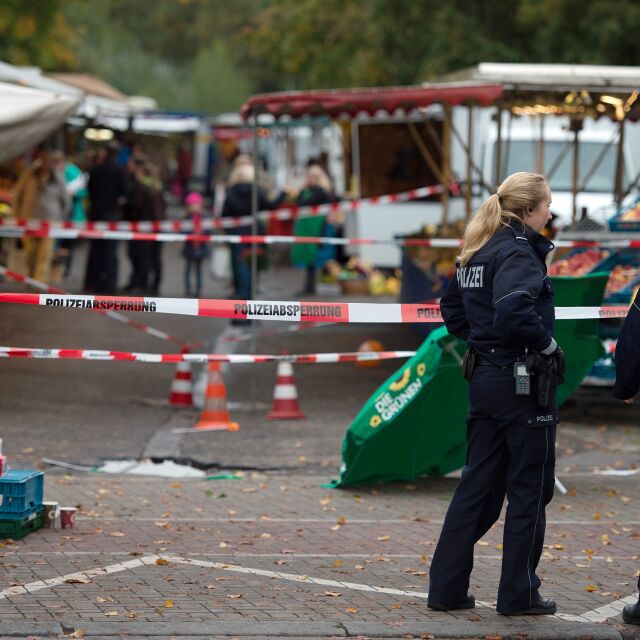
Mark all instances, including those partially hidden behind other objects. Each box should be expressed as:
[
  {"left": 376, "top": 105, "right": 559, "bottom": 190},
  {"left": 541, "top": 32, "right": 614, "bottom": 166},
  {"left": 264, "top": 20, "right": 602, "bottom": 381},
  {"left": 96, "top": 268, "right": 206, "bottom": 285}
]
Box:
[
  {"left": 377, "top": 535, "right": 390, "bottom": 541},
  {"left": 109, "top": 531, "right": 126, "bottom": 537},
  {"left": 96, "top": 597, "right": 109, "bottom": 603},
  {"left": 124, "top": 611, "right": 138, "bottom": 618},
  {"left": 337, "top": 516, "right": 346, "bottom": 525},
  {"left": 486, "top": 635, "right": 502, "bottom": 640},
  {"left": 260, "top": 533, "right": 272, "bottom": 539},
  {"left": 219, "top": 541, "right": 229, "bottom": 548},
  {"left": 227, "top": 594, "right": 243, "bottom": 599},
  {"left": 69, "top": 630, "right": 85, "bottom": 638},
  {"left": 320, "top": 496, "right": 332, "bottom": 506},
  {"left": 421, "top": 635, "right": 435, "bottom": 640},
  {"left": 170, "top": 482, "right": 182, "bottom": 489},
  {"left": 154, "top": 521, "right": 170, "bottom": 529},
  {"left": 621, "top": 496, "right": 632, "bottom": 504},
  {"left": 345, "top": 607, "right": 359, "bottom": 613},
  {"left": 242, "top": 487, "right": 257, "bottom": 493},
  {"left": 391, "top": 603, "right": 402, "bottom": 609},
  {"left": 155, "top": 558, "right": 169, "bottom": 566},
  {"left": 104, "top": 611, "right": 119, "bottom": 616},
  {"left": 331, "top": 525, "right": 341, "bottom": 531},
  {"left": 467, "top": 615, "right": 481, "bottom": 621},
  {"left": 164, "top": 599, "right": 174, "bottom": 608},
  {"left": 592, "top": 512, "right": 601, "bottom": 520},
  {"left": 553, "top": 544, "right": 565, "bottom": 550},
  {"left": 324, "top": 590, "right": 342, "bottom": 597},
  {"left": 64, "top": 576, "right": 91, "bottom": 584},
  {"left": 477, "top": 541, "right": 489, "bottom": 546},
  {"left": 585, "top": 584, "right": 598, "bottom": 592},
  {"left": 274, "top": 559, "right": 287, "bottom": 565}
]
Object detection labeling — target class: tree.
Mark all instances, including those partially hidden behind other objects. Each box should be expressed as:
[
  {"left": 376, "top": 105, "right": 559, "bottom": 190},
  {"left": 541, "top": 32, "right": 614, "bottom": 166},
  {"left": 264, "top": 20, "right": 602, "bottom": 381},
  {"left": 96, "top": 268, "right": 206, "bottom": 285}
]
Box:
[{"left": 0, "top": 0, "right": 77, "bottom": 69}]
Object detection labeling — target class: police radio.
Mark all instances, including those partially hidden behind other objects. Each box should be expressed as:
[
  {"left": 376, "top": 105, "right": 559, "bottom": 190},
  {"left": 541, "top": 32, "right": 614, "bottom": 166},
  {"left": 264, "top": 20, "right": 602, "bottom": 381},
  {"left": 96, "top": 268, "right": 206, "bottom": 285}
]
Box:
[{"left": 513, "top": 361, "right": 531, "bottom": 395}]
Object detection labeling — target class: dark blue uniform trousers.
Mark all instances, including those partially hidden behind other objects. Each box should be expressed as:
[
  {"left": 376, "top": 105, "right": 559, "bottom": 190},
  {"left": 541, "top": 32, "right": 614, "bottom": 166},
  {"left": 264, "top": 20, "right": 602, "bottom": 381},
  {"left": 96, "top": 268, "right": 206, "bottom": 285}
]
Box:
[{"left": 428, "top": 366, "right": 556, "bottom": 613}]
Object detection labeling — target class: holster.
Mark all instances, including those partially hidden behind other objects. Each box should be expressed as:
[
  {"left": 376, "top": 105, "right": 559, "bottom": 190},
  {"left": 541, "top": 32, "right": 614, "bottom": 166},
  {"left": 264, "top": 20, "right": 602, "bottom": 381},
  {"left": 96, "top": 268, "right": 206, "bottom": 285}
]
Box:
[
  {"left": 462, "top": 348, "right": 476, "bottom": 381},
  {"left": 526, "top": 353, "right": 565, "bottom": 408}
]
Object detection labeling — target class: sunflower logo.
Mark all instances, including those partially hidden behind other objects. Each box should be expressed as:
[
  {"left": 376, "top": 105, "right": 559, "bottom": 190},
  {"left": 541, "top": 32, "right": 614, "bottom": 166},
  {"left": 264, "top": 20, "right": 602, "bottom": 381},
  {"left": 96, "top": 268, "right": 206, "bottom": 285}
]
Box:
[
  {"left": 370, "top": 415, "right": 382, "bottom": 428},
  {"left": 417, "top": 363, "right": 426, "bottom": 377}
]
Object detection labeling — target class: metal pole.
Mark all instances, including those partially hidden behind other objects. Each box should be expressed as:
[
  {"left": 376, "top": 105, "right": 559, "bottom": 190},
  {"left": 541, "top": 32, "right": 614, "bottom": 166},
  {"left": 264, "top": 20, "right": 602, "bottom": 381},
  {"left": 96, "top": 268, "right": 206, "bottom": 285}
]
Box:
[
  {"left": 536, "top": 116, "right": 545, "bottom": 175},
  {"left": 440, "top": 104, "right": 452, "bottom": 230},
  {"left": 494, "top": 105, "right": 502, "bottom": 189},
  {"left": 465, "top": 106, "right": 473, "bottom": 221},
  {"left": 614, "top": 118, "right": 626, "bottom": 208},
  {"left": 572, "top": 127, "right": 579, "bottom": 225},
  {"left": 250, "top": 115, "right": 259, "bottom": 410},
  {"left": 350, "top": 120, "right": 361, "bottom": 198}
]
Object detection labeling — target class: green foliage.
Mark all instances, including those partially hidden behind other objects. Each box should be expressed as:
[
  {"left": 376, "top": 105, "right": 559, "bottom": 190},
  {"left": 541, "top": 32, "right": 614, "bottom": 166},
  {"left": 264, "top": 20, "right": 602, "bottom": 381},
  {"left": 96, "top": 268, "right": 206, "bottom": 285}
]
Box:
[
  {"left": 4, "top": 0, "right": 640, "bottom": 113},
  {"left": 0, "top": 0, "right": 78, "bottom": 69}
]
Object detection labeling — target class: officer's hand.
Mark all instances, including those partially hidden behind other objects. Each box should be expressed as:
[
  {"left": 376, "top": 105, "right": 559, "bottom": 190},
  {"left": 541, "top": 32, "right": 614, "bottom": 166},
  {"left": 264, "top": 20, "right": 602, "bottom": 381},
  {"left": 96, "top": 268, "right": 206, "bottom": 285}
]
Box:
[{"left": 625, "top": 398, "right": 635, "bottom": 404}]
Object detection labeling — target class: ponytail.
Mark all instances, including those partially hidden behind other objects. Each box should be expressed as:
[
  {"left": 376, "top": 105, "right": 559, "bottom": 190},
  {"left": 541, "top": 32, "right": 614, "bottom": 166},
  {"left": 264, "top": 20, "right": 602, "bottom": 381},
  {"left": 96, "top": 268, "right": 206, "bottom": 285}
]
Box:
[{"left": 458, "top": 172, "right": 549, "bottom": 266}]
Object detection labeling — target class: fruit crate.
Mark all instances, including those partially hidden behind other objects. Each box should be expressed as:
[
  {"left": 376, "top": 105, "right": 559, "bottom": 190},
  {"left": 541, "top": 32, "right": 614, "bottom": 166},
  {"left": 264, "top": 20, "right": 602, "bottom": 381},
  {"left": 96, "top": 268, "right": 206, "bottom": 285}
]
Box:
[
  {"left": 0, "top": 470, "right": 44, "bottom": 520},
  {"left": 548, "top": 248, "right": 613, "bottom": 277},
  {"left": 0, "top": 509, "right": 43, "bottom": 540},
  {"left": 596, "top": 251, "right": 640, "bottom": 302},
  {"left": 609, "top": 196, "right": 640, "bottom": 232}
]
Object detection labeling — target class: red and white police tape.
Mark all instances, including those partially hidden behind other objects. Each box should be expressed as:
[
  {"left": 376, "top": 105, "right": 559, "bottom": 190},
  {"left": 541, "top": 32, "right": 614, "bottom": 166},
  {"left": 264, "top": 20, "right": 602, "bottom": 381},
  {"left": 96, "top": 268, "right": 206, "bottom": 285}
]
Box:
[
  {"left": 4, "top": 226, "right": 640, "bottom": 251},
  {"left": 0, "top": 347, "right": 416, "bottom": 364},
  {"left": 0, "top": 265, "right": 186, "bottom": 346},
  {"left": 0, "top": 184, "right": 444, "bottom": 234},
  {"left": 0, "top": 292, "right": 629, "bottom": 322}
]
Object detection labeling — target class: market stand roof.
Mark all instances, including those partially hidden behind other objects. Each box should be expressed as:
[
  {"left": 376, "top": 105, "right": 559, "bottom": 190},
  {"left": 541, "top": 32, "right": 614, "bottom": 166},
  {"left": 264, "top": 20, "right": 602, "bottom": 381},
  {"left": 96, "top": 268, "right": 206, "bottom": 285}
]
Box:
[
  {"left": 440, "top": 63, "right": 640, "bottom": 120},
  {"left": 240, "top": 83, "right": 504, "bottom": 120}
]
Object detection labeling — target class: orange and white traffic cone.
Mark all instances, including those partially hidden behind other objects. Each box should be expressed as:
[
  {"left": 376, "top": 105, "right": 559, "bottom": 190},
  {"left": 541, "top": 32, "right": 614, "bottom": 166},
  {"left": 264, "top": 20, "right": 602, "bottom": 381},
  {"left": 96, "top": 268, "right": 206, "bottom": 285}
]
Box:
[
  {"left": 168, "top": 347, "right": 193, "bottom": 407},
  {"left": 195, "top": 361, "right": 240, "bottom": 431},
  {"left": 267, "top": 359, "right": 305, "bottom": 420}
]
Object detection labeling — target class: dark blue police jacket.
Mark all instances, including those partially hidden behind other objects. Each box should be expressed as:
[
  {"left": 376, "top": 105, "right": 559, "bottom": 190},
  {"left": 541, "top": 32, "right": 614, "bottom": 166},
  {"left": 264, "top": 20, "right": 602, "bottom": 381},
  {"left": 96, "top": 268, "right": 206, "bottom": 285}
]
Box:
[
  {"left": 612, "top": 291, "right": 640, "bottom": 400},
  {"left": 441, "top": 222, "right": 556, "bottom": 366}
]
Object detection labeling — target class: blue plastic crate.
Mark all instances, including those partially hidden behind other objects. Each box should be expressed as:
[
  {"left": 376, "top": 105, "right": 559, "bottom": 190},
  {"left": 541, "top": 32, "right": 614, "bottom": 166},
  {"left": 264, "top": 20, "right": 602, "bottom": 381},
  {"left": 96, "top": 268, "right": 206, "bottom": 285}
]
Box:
[
  {"left": 0, "top": 470, "right": 44, "bottom": 520},
  {"left": 609, "top": 196, "right": 640, "bottom": 232}
]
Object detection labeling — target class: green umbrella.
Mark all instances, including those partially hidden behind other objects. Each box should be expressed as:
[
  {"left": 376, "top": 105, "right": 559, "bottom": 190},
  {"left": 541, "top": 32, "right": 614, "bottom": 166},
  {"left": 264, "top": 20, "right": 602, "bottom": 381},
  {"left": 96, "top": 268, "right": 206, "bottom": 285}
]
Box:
[{"left": 335, "top": 273, "right": 608, "bottom": 487}]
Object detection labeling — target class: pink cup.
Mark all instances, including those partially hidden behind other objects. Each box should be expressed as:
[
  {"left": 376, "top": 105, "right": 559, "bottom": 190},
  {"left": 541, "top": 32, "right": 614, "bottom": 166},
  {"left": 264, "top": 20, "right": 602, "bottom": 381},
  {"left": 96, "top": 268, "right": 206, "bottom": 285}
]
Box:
[{"left": 59, "top": 507, "right": 77, "bottom": 529}]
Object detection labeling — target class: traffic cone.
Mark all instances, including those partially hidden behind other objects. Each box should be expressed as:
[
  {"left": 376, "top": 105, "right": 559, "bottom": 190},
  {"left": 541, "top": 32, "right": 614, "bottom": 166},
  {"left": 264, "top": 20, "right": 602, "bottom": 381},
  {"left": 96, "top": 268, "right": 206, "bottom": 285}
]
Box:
[
  {"left": 169, "top": 347, "right": 193, "bottom": 407},
  {"left": 267, "top": 359, "right": 306, "bottom": 420},
  {"left": 195, "top": 361, "right": 240, "bottom": 431}
]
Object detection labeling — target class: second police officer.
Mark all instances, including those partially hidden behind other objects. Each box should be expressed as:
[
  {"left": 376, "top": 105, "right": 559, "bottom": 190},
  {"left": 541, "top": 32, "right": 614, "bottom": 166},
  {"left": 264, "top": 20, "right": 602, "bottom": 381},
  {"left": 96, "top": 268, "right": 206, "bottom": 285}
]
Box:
[{"left": 427, "top": 172, "right": 565, "bottom": 616}]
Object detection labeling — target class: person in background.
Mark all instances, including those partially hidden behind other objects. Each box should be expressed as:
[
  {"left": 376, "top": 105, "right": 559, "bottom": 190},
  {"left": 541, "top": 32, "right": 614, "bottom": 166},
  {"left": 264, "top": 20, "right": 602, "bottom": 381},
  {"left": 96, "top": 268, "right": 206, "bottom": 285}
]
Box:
[
  {"left": 612, "top": 291, "right": 640, "bottom": 625},
  {"left": 147, "top": 162, "right": 165, "bottom": 296},
  {"left": 122, "top": 160, "right": 155, "bottom": 295},
  {"left": 85, "top": 142, "right": 126, "bottom": 293},
  {"left": 181, "top": 192, "right": 208, "bottom": 298},
  {"left": 427, "top": 172, "right": 562, "bottom": 616},
  {"left": 22, "top": 152, "right": 69, "bottom": 282},
  {"left": 51, "top": 150, "right": 88, "bottom": 278},
  {"left": 221, "top": 164, "right": 285, "bottom": 324},
  {"left": 291, "top": 164, "right": 336, "bottom": 296}
]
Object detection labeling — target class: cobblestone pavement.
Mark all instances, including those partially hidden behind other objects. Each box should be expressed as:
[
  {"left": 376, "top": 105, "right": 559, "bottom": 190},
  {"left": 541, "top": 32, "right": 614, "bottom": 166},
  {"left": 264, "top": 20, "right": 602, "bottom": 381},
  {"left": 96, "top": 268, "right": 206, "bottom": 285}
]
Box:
[
  {"left": 0, "top": 469, "right": 637, "bottom": 638},
  {"left": 1, "top": 243, "right": 640, "bottom": 638}
]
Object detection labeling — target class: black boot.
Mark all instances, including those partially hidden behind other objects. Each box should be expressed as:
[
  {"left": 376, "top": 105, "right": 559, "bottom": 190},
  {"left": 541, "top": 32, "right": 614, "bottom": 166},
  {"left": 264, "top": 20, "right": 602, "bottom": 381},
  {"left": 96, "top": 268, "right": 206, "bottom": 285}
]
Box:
[
  {"left": 623, "top": 598, "right": 640, "bottom": 625},
  {"left": 427, "top": 592, "right": 475, "bottom": 611}
]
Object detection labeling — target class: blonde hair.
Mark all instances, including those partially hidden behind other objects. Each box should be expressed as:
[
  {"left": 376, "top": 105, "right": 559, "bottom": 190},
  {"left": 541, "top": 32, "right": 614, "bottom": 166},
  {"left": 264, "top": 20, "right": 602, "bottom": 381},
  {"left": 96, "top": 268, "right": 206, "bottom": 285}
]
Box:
[
  {"left": 306, "top": 164, "right": 332, "bottom": 193},
  {"left": 228, "top": 163, "right": 255, "bottom": 186},
  {"left": 458, "top": 172, "right": 549, "bottom": 266}
]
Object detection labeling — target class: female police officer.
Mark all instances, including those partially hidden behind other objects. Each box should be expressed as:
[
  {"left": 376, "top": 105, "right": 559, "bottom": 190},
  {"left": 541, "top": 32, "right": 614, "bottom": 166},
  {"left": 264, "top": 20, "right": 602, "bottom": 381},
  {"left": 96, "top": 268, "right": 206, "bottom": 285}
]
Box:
[{"left": 427, "top": 172, "right": 563, "bottom": 616}]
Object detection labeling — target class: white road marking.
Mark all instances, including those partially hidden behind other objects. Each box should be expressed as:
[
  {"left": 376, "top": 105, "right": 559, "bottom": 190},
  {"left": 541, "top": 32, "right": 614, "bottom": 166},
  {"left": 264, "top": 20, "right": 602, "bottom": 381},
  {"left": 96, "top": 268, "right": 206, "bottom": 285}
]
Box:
[
  {"left": 0, "top": 554, "right": 159, "bottom": 600},
  {"left": 0, "top": 550, "right": 634, "bottom": 625},
  {"left": 73, "top": 516, "right": 640, "bottom": 525},
  {"left": 556, "top": 592, "right": 637, "bottom": 623}
]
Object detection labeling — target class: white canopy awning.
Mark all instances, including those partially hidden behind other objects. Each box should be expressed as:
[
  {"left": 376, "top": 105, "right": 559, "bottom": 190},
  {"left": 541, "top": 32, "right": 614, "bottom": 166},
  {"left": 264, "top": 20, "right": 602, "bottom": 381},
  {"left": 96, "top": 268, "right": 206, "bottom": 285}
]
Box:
[{"left": 0, "top": 81, "right": 80, "bottom": 163}]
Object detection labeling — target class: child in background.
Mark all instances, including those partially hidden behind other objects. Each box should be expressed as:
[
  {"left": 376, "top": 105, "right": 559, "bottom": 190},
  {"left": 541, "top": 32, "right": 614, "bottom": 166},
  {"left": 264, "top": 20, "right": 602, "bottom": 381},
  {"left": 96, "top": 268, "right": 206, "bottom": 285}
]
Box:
[{"left": 181, "top": 192, "right": 208, "bottom": 298}]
